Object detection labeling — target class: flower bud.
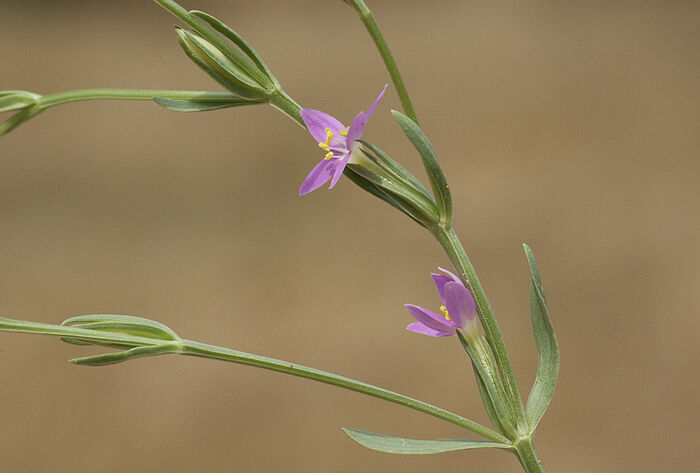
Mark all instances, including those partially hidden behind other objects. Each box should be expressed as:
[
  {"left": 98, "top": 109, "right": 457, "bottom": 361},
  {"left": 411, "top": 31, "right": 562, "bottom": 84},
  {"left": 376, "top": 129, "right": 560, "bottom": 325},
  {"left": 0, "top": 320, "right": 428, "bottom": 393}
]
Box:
[{"left": 175, "top": 28, "right": 268, "bottom": 100}]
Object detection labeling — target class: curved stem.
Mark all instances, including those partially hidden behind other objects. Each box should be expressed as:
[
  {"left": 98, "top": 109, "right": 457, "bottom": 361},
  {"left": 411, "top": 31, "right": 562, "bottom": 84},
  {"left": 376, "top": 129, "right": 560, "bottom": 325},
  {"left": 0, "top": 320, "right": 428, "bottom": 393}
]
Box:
[
  {"left": 36, "top": 89, "right": 240, "bottom": 110},
  {"left": 344, "top": 0, "right": 418, "bottom": 123},
  {"left": 181, "top": 339, "right": 509, "bottom": 444},
  {"left": 430, "top": 226, "right": 527, "bottom": 428}
]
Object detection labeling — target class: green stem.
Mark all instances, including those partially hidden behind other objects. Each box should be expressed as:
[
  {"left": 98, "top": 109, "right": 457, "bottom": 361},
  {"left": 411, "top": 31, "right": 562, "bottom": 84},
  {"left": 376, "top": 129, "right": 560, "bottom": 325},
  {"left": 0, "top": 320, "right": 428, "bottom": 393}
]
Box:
[
  {"left": 267, "top": 89, "right": 305, "bottom": 128},
  {"left": 36, "top": 89, "right": 241, "bottom": 110},
  {"left": 514, "top": 437, "right": 546, "bottom": 473},
  {"left": 344, "top": 0, "right": 418, "bottom": 123},
  {"left": 0, "top": 315, "right": 508, "bottom": 444},
  {"left": 430, "top": 226, "right": 527, "bottom": 428},
  {"left": 180, "top": 339, "right": 509, "bottom": 444}
]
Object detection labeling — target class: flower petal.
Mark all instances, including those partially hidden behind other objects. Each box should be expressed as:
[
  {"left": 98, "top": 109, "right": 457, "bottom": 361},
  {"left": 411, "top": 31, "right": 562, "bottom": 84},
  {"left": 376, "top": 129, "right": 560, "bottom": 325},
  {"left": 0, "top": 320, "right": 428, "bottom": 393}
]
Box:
[
  {"left": 346, "top": 84, "right": 388, "bottom": 145},
  {"left": 431, "top": 273, "right": 454, "bottom": 306},
  {"left": 366, "top": 83, "right": 388, "bottom": 119},
  {"left": 406, "top": 321, "right": 455, "bottom": 337},
  {"left": 328, "top": 154, "right": 350, "bottom": 189},
  {"left": 346, "top": 111, "right": 366, "bottom": 145},
  {"left": 441, "top": 281, "right": 477, "bottom": 329},
  {"left": 301, "top": 109, "right": 345, "bottom": 143},
  {"left": 299, "top": 158, "right": 335, "bottom": 196},
  {"left": 438, "top": 266, "right": 462, "bottom": 284},
  {"left": 404, "top": 304, "right": 457, "bottom": 332}
]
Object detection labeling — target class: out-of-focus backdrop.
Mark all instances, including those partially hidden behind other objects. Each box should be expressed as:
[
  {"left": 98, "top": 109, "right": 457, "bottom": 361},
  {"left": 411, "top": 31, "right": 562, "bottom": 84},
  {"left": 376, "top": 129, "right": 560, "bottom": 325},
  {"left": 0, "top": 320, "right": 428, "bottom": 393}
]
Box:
[{"left": 1, "top": 1, "right": 698, "bottom": 472}]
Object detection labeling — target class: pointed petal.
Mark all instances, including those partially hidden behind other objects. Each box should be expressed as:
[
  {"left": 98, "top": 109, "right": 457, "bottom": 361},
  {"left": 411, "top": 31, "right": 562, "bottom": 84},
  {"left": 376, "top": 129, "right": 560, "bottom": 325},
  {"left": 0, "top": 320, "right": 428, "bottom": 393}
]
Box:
[
  {"left": 404, "top": 304, "right": 457, "bottom": 332},
  {"left": 441, "top": 281, "right": 477, "bottom": 329},
  {"left": 406, "top": 321, "right": 455, "bottom": 337},
  {"left": 346, "top": 111, "right": 366, "bottom": 145},
  {"left": 301, "top": 109, "right": 345, "bottom": 143},
  {"left": 346, "top": 85, "right": 388, "bottom": 145},
  {"left": 328, "top": 155, "right": 350, "bottom": 189},
  {"left": 366, "top": 83, "right": 388, "bottom": 119},
  {"left": 299, "top": 159, "right": 335, "bottom": 195},
  {"left": 438, "top": 266, "right": 462, "bottom": 284},
  {"left": 431, "top": 273, "right": 454, "bottom": 305}
]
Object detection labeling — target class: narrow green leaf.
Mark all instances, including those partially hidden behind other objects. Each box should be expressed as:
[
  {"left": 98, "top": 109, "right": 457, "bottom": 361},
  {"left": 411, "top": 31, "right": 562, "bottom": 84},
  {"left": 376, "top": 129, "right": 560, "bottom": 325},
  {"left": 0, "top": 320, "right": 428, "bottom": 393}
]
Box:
[
  {"left": 62, "top": 314, "right": 180, "bottom": 341},
  {"left": 344, "top": 168, "right": 427, "bottom": 227},
  {"left": 71, "top": 344, "right": 179, "bottom": 366},
  {"left": 175, "top": 27, "right": 265, "bottom": 100},
  {"left": 457, "top": 331, "right": 516, "bottom": 435},
  {"left": 189, "top": 10, "right": 275, "bottom": 84},
  {"left": 356, "top": 139, "right": 433, "bottom": 200},
  {"left": 0, "top": 91, "right": 39, "bottom": 113},
  {"left": 523, "top": 244, "right": 559, "bottom": 432},
  {"left": 345, "top": 164, "right": 439, "bottom": 227},
  {"left": 343, "top": 428, "right": 508, "bottom": 454},
  {"left": 0, "top": 106, "right": 41, "bottom": 136},
  {"left": 153, "top": 95, "right": 263, "bottom": 112},
  {"left": 391, "top": 110, "right": 452, "bottom": 224}
]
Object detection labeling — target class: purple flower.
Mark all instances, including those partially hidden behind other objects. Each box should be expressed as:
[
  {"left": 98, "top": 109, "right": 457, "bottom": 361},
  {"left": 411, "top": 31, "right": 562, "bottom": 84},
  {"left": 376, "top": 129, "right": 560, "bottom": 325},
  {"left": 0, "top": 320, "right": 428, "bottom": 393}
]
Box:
[
  {"left": 298, "top": 84, "right": 388, "bottom": 196},
  {"left": 405, "top": 267, "right": 478, "bottom": 338}
]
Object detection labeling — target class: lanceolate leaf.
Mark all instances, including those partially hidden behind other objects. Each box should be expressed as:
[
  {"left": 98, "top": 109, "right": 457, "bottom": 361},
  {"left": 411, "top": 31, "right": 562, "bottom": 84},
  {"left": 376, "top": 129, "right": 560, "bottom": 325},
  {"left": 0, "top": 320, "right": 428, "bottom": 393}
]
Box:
[
  {"left": 343, "top": 428, "right": 508, "bottom": 454},
  {"left": 153, "top": 95, "right": 263, "bottom": 112},
  {"left": 190, "top": 10, "right": 275, "bottom": 84},
  {"left": 391, "top": 110, "right": 452, "bottom": 224},
  {"left": 523, "top": 244, "right": 559, "bottom": 432}
]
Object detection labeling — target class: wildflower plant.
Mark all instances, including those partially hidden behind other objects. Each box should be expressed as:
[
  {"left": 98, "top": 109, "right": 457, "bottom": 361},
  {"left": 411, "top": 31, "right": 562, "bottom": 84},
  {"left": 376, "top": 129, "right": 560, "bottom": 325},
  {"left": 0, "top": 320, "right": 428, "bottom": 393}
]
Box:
[{"left": 0, "top": 1, "right": 559, "bottom": 472}]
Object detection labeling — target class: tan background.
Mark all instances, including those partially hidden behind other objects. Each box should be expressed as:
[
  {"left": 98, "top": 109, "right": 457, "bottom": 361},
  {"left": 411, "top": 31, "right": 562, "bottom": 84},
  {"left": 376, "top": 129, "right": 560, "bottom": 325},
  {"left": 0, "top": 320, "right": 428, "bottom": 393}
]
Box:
[{"left": 1, "top": 0, "right": 698, "bottom": 472}]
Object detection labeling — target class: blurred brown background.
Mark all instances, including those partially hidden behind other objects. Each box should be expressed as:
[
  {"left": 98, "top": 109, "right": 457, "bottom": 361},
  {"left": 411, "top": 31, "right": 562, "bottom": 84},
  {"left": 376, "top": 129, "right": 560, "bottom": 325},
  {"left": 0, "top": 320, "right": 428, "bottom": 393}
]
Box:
[{"left": 1, "top": 0, "right": 698, "bottom": 472}]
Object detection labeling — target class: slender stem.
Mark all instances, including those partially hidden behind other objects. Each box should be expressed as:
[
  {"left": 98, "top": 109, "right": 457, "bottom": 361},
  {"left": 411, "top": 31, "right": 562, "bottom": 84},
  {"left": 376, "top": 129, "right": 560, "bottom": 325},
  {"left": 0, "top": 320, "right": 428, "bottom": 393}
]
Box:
[
  {"left": 268, "top": 89, "right": 305, "bottom": 128},
  {"left": 344, "top": 0, "right": 418, "bottom": 123},
  {"left": 37, "top": 89, "right": 241, "bottom": 110},
  {"left": 180, "top": 339, "right": 509, "bottom": 443},
  {"left": 0, "top": 315, "right": 508, "bottom": 444},
  {"left": 514, "top": 437, "right": 546, "bottom": 473},
  {"left": 431, "top": 226, "right": 527, "bottom": 428}
]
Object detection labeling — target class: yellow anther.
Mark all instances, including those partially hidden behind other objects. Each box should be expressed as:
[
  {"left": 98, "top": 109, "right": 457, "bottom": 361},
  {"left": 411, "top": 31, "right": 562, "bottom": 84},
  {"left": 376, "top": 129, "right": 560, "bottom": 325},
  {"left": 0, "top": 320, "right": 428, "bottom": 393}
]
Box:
[
  {"left": 338, "top": 128, "right": 348, "bottom": 137},
  {"left": 440, "top": 305, "right": 452, "bottom": 321},
  {"left": 318, "top": 142, "right": 330, "bottom": 151},
  {"left": 325, "top": 128, "right": 334, "bottom": 142},
  {"left": 324, "top": 151, "right": 334, "bottom": 160}
]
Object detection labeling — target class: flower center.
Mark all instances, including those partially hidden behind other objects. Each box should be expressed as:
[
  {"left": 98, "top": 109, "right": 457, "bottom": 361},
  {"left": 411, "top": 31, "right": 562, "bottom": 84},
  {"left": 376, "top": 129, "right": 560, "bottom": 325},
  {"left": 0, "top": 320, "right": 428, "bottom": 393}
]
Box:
[
  {"left": 317, "top": 127, "right": 349, "bottom": 160},
  {"left": 440, "top": 305, "right": 452, "bottom": 321}
]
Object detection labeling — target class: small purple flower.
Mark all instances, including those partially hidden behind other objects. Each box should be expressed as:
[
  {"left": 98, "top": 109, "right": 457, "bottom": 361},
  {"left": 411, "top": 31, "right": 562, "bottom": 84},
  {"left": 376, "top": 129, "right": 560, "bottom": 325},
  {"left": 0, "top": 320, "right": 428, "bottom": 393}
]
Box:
[
  {"left": 405, "top": 267, "right": 478, "bottom": 338},
  {"left": 298, "top": 84, "right": 388, "bottom": 196}
]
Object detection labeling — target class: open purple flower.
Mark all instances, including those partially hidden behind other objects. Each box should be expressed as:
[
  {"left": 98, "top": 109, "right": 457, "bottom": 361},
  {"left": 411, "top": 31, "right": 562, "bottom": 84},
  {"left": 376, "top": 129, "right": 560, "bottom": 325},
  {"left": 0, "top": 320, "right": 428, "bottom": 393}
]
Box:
[
  {"left": 298, "top": 84, "right": 388, "bottom": 196},
  {"left": 405, "top": 267, "right": 478, "bottom": 338}
]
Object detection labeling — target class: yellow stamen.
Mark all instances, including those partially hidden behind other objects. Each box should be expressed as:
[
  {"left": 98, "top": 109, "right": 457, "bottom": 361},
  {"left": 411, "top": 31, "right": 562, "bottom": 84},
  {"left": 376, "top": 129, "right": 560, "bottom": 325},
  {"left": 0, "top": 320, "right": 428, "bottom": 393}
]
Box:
[
  {"left": 325, "top": 128, "right": 334, "bottom": 142},
  {"left": 318, "top": 142, "right": 330, "bottom": 151},
  {"left": 324, "top": 152, "right": 333, "bottom": 160},
  {"left": 440, "top": 305, "right": 452, "bottom": 321},
  {"left": 338, "top": 128, "right": 348, "bottom": 137}
]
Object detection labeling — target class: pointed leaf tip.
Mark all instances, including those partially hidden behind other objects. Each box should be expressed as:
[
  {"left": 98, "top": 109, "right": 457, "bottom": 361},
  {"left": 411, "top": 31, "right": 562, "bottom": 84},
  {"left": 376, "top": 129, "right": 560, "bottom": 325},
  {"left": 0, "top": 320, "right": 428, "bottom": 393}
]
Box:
[
  {"left": 523, "top": 244, "right": 559, "bottom": 432},
  {"left": 342, "top": 428, "right": 508, "bottom": 455}
]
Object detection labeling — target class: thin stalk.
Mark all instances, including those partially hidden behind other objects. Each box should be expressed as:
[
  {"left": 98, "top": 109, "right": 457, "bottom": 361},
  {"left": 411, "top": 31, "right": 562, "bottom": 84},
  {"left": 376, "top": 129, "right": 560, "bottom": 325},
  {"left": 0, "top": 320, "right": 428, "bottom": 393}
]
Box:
[
  {"left": 36, "top": 89, "right": 242, "bottom": 110},
  {"left": 431, "top": 226, "right": 527, "bottom": 428},
  {"left": 0, "top": 316, "right": 508, "bottom": 444},
  {"left": 181, "top": 339, "right": 509, "bottom": 444},
  {"left": 514, "top": 437, "right": 546, "bottom": 473},
  {"left": 267, "top": 89, "right": 305, "bottom": 128},
  {"left": 344, "top": 0, "right": 418, "bottom": 123}
]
